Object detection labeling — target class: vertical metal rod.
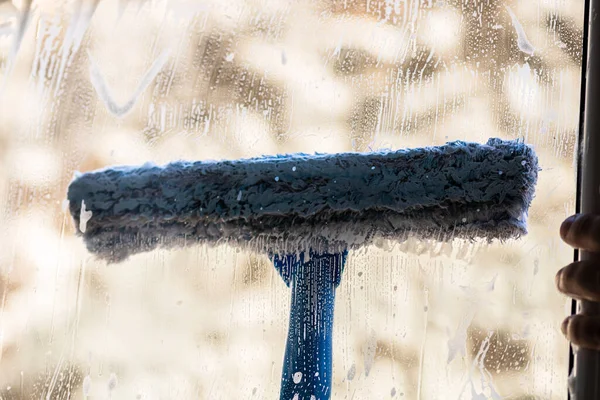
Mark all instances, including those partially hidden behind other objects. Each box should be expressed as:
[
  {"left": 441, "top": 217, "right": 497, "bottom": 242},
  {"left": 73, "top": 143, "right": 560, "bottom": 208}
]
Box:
[{"left": 574, "top": 0, "right": 600, "bottom": 398}]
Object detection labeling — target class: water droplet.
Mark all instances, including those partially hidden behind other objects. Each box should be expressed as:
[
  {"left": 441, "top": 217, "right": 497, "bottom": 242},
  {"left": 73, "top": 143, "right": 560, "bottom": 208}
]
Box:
[
  {"left": 293, "top": 371, "right": 303, "bottom": 384},
  {"left": 371, "top": 166, "right": 375, "bottom": 170},
  {"left": 275, "top": 176, "right": 280, "bottom": 182},
  {"left": 462, "top": 218, "right": 467, "bottom": 223},
  {"left": 292, "top": 166, "right": 297, "bottom": 171},
  {"left": 498, "top": 170, "right": 503, "bottom": 175},
  {"left": 521, "top": 160, "right": 527, "bottom": 166}
]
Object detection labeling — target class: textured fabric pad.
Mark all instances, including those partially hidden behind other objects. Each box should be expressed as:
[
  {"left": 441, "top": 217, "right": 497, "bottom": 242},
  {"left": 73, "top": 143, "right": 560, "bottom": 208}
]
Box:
[{"left": 67, "top": 138, "right": 538, "bottom": 263}]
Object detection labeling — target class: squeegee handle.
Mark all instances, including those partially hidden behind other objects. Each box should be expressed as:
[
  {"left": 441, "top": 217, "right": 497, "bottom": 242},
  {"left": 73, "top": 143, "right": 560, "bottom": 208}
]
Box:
[
  {"left": 575, "top": 0, "right": 600, "bottom": 397},
  {"left": 275, "top": 252, "right": 346, "bottom": 400}
]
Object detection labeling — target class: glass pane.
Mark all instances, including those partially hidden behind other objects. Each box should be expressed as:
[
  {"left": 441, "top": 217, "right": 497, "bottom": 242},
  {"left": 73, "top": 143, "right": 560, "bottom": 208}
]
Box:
[{"left": 0, "top": 0, "right": 583, "bottom": 398}]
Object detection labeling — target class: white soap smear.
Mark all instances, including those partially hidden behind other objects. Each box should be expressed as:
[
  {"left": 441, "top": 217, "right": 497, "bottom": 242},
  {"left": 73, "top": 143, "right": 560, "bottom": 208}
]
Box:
[
  {"left": 225, "top": 53, "right": 235, "bottom": 62},
  {"left": 82, "top": 375, "right": 92, "bottom": 397},
  {"left": 237, "top": 190, "right": 242, "bottom": 201},
  {"left": 347, "top": 364, "right": 356, "bottom": 380},
  {"left": 107, "top": 373, "right": 118, "bottom": 392},
  {"left": 88, "top": 49, "right": 171, "bottom": 117},
  {"left": 79, "top": 200, "right": 93, "bottom": 233},
  {"left": 310, "top": 396, "right": 316, "bottom": 400},
  {"left": 293, "top": 371, "right": 303, "bottom": 384},
  {"left": 62, "top": 199, "right": 69, "bottom": 212},
  {"left": 292, "top": 394, "right": 299, "bottom": 400},
  {"left": 274, "top": 176, "right": 280, "bottom": 182},
  {"left": 506, "top": 6, "right": 535, "bottom": 56},
  {"left": 292, "top": 166, "right": 297, "bottom": 172},
  {"left": 363, "top": 330, "right": 377, "bottom": 376}
]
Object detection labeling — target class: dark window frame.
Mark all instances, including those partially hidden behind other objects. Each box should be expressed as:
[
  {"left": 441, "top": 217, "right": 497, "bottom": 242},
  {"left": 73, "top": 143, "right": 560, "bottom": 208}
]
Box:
[{"left": 572, "top": 0, "right": 599, "bottom": 398}]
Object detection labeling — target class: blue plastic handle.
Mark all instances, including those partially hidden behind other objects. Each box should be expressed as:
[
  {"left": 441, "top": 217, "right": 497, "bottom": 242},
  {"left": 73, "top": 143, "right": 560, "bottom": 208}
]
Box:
[{"left": 272, "top": 251, "right": 347, "bottom": 400}]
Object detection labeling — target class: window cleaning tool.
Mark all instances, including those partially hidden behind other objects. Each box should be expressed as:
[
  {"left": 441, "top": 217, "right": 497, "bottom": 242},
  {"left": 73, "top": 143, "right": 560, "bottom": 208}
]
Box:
[{"left": 67, "top": 138, "right": 538, "bottom": 400}]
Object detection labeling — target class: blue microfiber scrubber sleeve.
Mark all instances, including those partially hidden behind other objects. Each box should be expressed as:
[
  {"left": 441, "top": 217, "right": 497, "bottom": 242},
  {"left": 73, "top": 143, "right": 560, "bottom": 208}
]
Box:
[{"left": 67, "top": 138, "right": 538, "bottom": 263}]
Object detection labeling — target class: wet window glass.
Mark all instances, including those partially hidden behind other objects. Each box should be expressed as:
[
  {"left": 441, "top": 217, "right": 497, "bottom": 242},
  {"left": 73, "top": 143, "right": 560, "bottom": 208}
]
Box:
[{"left": 0, "top": 0, "right": 584, "bottom": 399}]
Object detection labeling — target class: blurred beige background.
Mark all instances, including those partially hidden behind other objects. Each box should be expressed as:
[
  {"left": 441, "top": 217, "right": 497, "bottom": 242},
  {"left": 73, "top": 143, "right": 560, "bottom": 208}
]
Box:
[{"left": 0, "top": 0, "right": 584, "bottom": 398}]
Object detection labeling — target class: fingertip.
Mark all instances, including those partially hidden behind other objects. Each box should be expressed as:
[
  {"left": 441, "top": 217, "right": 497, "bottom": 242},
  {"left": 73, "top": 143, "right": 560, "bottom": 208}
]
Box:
[
  {"left": 560, "top": 214, "right": 600, "bottom": 251},
  {"left": 560, "top": 215, "right": 577, "bottom": 242},
  {"left": 561, "top": 315, "right": 573, "bottom": 336},
  {"left": 555, "top": 267, "right": 564, "bottom": 292},
  {"left": 561, "top": 314, "right": 600, "bottom": 350}
]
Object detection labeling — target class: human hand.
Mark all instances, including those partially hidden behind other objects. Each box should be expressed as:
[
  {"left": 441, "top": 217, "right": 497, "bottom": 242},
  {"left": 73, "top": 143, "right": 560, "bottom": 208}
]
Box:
[{"left": 557, "top": 214, "right": 600, "bottom": 350}]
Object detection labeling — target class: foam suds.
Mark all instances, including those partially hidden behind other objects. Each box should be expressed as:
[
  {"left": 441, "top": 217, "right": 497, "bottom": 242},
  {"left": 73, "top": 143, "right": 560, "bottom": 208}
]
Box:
[
  {"left": 292, "top": 371, "right": 303, "bottom": 384},
  {"left": 78, "top": 200, "right": 92, "bottom": 233}
]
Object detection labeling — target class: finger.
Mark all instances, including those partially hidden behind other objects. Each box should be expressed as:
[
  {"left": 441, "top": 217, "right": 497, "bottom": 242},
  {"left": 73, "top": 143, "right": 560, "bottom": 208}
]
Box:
[
  {"left": 560, "top": 214, "right": 600, "bottom": 252},
  {"left": 556, "top": 260, "right": 600, "bottom": 302},
  {"left": 562, "top": 314, "right": 600, "bottom": 350}
]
